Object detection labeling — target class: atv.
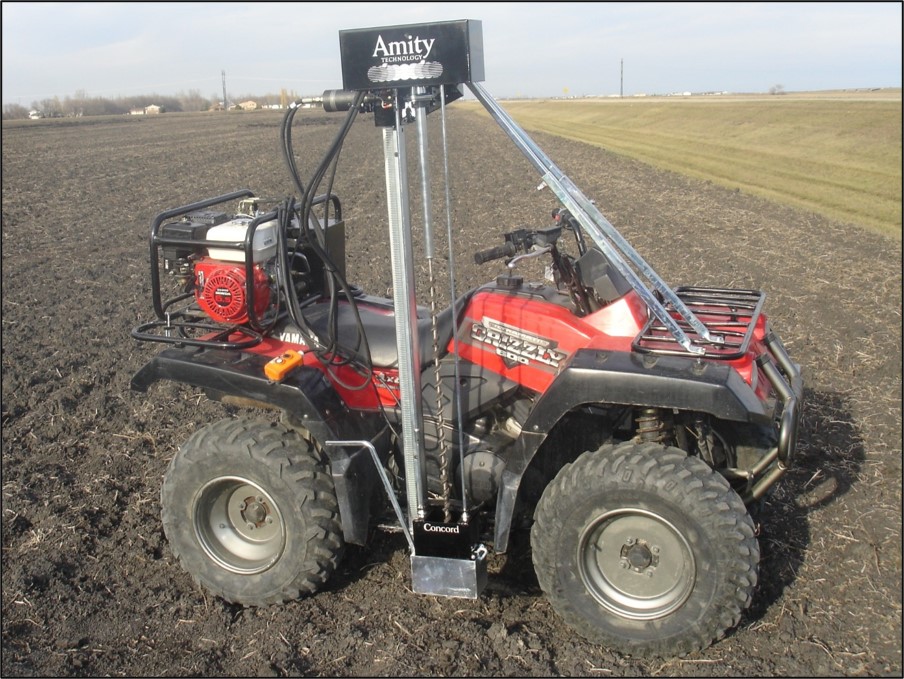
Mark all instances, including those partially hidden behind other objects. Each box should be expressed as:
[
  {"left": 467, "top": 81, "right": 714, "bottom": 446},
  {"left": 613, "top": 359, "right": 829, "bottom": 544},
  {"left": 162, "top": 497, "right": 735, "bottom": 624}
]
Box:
[{"left": 130, "top": 20, "right": 802, "bottom": 658}]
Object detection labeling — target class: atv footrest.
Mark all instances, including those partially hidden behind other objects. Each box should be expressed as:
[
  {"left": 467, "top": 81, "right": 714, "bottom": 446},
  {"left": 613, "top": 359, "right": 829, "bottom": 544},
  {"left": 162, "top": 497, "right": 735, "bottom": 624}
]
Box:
[{"left": 633, "top": 286, "right": 765, "bottom": 359}]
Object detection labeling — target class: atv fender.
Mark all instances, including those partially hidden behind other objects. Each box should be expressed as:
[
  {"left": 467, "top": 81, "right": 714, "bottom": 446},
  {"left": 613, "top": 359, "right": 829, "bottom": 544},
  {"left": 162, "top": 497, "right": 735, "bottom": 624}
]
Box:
[
  {"left": 493, "top": 348, "right": 774, "bottom": 553},
  {"left": 131, "top": 346, "right": 386, "bottom": 546}
]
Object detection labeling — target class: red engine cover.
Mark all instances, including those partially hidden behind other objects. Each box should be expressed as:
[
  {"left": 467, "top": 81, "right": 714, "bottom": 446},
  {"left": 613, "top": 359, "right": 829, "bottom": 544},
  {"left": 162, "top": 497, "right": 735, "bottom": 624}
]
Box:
[{"left": 194, "top": 258, "right": 271, "bottom": 324}]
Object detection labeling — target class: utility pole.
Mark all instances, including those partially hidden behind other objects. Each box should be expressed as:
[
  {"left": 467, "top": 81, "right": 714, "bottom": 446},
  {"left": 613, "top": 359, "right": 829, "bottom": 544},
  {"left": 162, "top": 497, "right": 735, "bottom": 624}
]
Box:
[
  {"left": 620, "top": 59, "right": 623, "bottom": 98},
  {"left": 222, "top": 70, "right": 227, "bottom": 110}
]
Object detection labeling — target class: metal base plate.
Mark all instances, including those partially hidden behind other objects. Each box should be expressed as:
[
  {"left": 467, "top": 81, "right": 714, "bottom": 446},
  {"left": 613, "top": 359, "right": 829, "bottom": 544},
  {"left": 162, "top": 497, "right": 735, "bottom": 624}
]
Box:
[{"left": 411, "top": 551, "right": 488, "bottom": 599}]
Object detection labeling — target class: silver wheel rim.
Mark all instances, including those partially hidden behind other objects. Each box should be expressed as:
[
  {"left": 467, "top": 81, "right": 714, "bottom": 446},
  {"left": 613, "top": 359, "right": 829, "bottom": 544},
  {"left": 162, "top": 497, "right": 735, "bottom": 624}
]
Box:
[
  {"left": 193, "top": 476, "right": 285, "bottom": 574},
  {"left": 579, "top": 508, "right": 695, "bottom": 620}
]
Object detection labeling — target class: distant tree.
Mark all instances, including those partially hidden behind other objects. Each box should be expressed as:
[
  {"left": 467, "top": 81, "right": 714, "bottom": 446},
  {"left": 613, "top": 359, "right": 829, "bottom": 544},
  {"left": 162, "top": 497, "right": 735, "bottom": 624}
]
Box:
[
  {"left": 159, "top": 94, "right": 183, "bottom": 112},
  {"left": 3, "top": 103, "right": 29, "bottom": 120},
  {"left": 60, "top": 90, "right": 127, "bottom": 116},
  {"left": 37, "top": 96, "right": 64, "bottom": 117},
  {"left": 8, "top": 88, "right": 303, "bottom": 119},
  {"left": 178, "top": 89, "right": 210, "bottom": 112},
  {"left": 768, "top": 84, "right": 786, "bottom": 95},
  {"left": 67, "top": 89, "right": 87, "bottom": 116}
]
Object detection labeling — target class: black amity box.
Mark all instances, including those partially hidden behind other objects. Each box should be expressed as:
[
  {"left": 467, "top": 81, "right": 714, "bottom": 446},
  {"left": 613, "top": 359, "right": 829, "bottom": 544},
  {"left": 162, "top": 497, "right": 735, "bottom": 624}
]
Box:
[{"left": 339, "top": 20, "right": 484, "bottom": 91}]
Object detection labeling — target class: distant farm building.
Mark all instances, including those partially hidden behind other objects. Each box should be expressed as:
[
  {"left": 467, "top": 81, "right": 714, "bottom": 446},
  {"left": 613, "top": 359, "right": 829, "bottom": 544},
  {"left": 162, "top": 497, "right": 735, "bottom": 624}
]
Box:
[
  {"left": 239, "top": 100, "right": 259, "bottom": 111},
  {"left": 130, "top": 105, "right": 165, "bottom": 115}
]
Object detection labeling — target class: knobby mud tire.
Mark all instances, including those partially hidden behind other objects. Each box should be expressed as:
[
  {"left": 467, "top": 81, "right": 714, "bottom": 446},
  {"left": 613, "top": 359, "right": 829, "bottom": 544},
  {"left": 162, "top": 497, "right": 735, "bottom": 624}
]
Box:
[
  {"left": 531, "top": 441, "right": 759, "bottom": 658},
  {"left": 160, "top": 418, "right": 344, "bottom": 606}
]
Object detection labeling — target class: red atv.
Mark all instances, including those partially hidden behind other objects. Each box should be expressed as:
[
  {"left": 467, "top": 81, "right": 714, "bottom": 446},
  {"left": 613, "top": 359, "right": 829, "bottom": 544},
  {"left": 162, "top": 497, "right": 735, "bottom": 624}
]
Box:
[{"left": 130, "top": 20, "right": 802, "bottom": 658}]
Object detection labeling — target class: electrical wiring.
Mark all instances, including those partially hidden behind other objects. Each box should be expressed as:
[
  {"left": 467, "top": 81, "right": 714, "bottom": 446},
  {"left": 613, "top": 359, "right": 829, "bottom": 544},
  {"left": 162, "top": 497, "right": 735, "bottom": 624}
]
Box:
[{"left": 276, "top": 93, "right": 391, "bottom": 400}]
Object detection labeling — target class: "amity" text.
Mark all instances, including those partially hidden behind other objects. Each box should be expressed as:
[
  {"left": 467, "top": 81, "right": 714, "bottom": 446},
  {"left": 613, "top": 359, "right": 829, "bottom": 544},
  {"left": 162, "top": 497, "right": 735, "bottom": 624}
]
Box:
[{"left": 372, "top": 35, "right": 435, "bottom": 63}]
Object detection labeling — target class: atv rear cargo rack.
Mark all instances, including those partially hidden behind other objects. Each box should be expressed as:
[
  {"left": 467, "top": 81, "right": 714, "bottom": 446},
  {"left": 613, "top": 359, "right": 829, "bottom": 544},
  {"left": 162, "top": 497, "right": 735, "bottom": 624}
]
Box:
[
  {"left": 131, "top": 316, "right": 266, "bottom": 350},
  {"left": 632, "top": 286, "right": 766, "bottom": 358}
]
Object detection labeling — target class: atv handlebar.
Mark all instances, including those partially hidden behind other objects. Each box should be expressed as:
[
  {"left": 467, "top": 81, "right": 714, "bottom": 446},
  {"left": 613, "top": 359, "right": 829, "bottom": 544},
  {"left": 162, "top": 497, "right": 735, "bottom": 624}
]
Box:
[
  {"left": 474, "top": 242, "right": 517, "bottom": 265},
  {"left": 474, "top": 225, "right": 565, "bottom": 266}
]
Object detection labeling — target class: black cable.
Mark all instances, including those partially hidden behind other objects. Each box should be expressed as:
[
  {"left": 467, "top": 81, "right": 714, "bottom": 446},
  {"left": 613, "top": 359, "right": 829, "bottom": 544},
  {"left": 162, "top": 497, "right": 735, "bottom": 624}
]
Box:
[
  {"left": 298, "top": 92, "right": 365, "bottom": 360},
  {"left": 276, "top": 196, "right": 324, "bottom": 351},
  {"left": 278, "top": 92, "right": 375, "bottom": 381},
  {"left": 280, "top": 102, "right": 306, "bottom": 197},
  {"left": 277, "top": 90, "right": 407, "bottom": 455}
]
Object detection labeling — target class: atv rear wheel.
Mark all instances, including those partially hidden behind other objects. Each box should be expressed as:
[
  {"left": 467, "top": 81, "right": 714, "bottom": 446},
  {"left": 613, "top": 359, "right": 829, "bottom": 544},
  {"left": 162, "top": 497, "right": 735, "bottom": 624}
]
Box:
[
  {"left": 160, "top": 418, "right": 344, "bottom": 606},
  {"left": 531, "top": 441, "right": 759, "bottom": 657}
]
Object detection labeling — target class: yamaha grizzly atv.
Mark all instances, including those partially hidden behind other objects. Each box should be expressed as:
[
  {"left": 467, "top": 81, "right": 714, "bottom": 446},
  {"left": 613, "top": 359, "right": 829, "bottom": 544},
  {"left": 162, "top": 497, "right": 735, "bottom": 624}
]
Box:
[{"left": 130, "top": 20, "right": 802, "bottom": 658}]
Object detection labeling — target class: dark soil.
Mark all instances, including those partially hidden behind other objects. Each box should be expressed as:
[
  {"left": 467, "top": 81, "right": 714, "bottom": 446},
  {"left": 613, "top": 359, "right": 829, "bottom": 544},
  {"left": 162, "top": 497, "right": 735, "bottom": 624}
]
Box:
[{"left": 2, "top": 108, "right": 901, "bottom": 677}]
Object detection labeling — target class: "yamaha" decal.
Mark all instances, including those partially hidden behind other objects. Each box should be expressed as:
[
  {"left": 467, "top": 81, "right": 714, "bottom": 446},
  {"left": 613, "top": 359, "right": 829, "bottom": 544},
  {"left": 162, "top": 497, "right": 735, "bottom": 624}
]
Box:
[{"left": 470, "top": 317, "right": 566, "bottom": 369}]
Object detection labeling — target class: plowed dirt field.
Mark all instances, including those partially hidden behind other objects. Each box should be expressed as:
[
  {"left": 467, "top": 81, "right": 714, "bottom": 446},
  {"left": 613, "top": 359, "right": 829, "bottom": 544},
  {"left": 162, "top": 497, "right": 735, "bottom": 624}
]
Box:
[{"left": 2, "top": 108, "right": 901, "bottom": 677}]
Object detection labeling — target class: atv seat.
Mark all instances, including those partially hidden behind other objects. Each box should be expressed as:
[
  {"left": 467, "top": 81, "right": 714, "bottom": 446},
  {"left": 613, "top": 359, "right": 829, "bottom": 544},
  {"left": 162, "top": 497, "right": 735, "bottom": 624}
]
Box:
[{"left": 303, "top": 294, "right": 470, "bottom": 369}]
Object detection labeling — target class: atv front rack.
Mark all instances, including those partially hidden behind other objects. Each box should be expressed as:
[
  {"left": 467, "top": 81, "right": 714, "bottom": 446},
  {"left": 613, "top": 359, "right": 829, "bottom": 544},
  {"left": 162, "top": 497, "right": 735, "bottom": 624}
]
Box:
[
  {"left": 633, "top": 284, "right": 803, "bottom": 501},
  {"left": 632, "top": 286, "right": 766, "bottom": 358}
]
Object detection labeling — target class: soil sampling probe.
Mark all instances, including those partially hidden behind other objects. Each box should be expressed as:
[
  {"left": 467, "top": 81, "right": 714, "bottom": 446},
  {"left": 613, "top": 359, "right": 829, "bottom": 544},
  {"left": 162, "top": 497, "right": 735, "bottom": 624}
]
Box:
[{"left": 131, "top": 19, "right": 803, "bottom": 657}]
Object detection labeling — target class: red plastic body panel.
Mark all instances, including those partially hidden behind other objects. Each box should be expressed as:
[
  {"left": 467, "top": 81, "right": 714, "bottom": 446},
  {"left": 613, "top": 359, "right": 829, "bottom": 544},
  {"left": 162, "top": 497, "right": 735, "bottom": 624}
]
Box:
[
  {"left": 454, "top": 288, "right": 648, "bottom": 394},
  {"left": 238, "top": 333, "right": 390, "bottom": 410},
  {"left": 227, "top": 285, "right": 769, "bottom": 408}
]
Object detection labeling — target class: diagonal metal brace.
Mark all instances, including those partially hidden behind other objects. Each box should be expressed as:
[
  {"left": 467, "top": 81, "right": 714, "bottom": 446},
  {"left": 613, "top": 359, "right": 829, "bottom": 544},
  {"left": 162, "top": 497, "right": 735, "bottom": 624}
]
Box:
[{"left": 468, "top": 82, "right": 722, "bottom": 355}]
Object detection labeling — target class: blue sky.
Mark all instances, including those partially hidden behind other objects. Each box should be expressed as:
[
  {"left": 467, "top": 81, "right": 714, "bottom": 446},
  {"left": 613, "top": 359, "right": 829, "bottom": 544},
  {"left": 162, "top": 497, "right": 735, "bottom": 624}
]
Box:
[{"left": 2, "top": 2, "right": 901, "bottom": 106}]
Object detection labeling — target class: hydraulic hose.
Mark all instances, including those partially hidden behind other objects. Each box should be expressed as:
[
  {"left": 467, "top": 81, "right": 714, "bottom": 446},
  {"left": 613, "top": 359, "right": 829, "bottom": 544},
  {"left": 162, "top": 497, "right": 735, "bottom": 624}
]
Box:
[{"left": 278, "top": 90, "right": 379, "bottom": 391}]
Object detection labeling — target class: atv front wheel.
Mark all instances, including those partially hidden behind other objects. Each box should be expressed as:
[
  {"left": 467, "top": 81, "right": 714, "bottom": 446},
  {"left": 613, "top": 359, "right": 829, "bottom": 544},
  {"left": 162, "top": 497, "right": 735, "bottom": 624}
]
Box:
[
  {"left": 531, "top": 441, "right": 759, "bottom": 657},
  {"left": 160, "top": 418, "right": 344, "bottom": 606}
]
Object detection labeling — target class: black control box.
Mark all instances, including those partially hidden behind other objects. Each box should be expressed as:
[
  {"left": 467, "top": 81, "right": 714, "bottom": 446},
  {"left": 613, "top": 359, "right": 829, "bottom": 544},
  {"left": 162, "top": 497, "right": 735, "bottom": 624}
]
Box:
[{"left": 339, "top": 20, "right": 484, "bottom": 91}]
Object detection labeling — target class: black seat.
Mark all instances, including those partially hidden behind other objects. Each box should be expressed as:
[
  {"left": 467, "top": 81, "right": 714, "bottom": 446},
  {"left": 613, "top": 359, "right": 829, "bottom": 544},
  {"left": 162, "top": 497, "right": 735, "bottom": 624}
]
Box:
[{"left": 302, "top": 294, "right": 468, "bottom": 369}]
